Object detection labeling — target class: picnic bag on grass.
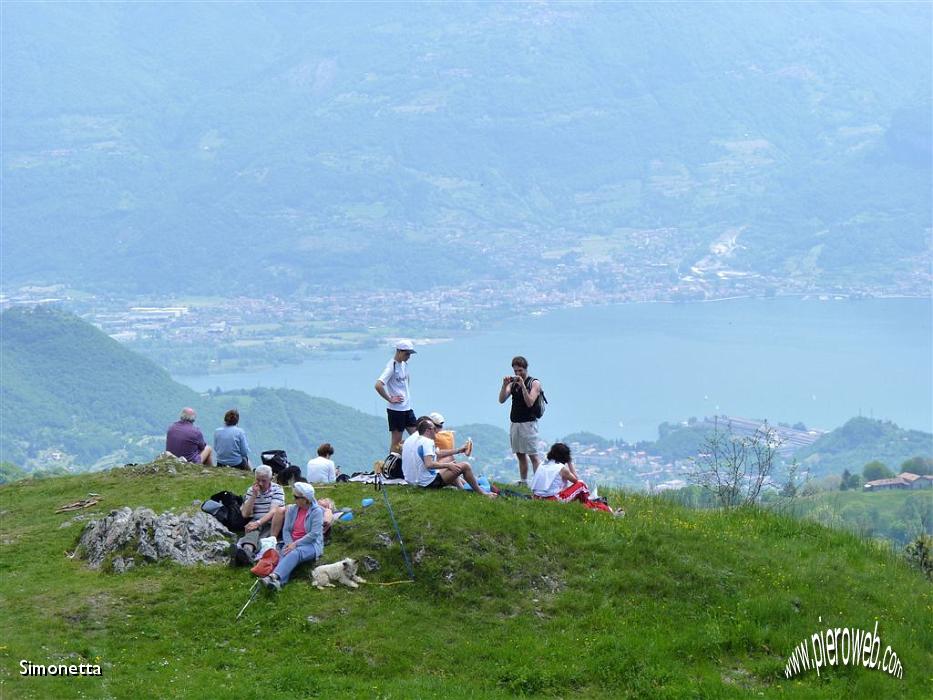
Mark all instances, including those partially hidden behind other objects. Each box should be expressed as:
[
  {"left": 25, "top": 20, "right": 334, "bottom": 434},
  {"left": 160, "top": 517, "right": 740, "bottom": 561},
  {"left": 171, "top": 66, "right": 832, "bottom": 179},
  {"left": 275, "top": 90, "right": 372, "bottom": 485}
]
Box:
[
  {"left": 205, "top": 490, "right": 247, "bottom": 533},
  {"left": 250, "top": 548, "right": 280, "bottom": 577},
  {"left": 261, "top": 449, "right": 303, "bottom": 485},
  {"left": 381, "top": 452, "right": 404, "bottom": 480}
]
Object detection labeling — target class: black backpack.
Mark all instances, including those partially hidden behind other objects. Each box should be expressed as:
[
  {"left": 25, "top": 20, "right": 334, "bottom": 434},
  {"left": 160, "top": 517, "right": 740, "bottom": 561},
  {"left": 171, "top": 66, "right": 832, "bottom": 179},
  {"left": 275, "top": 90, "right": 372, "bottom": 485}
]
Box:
[
  {"left": 206, "top": 490, "right": 247, "bottom": 533},
  {"left": 261, "top": 449, "right": 303, "bottom": 485},
  {"left": 261, "top": 449, "right": 289, "bottom": 473},
  {"left": 525, "top": 376, "right": 548, "bottom": 419},
  {"left": 381, "top": 452, "right": 404, "bottom": 480}
]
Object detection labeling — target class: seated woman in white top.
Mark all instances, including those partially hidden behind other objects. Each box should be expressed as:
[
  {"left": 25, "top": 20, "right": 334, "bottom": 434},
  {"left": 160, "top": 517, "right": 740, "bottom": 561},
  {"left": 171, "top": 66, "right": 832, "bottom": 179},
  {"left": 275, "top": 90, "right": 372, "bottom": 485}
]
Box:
[
  {"left": 531, "top": 442, "right": 614, "bottom": 514},
  {"left": 305, "top": 443, "right": 337, "bottom": 483},
  {"left": 531, "top": 442, "right": 579, "bottom": 498}
]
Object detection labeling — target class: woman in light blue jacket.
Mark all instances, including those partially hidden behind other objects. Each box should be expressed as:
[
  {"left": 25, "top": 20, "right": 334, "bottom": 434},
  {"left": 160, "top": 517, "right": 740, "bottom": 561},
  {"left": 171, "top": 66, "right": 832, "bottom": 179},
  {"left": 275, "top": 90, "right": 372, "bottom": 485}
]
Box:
[{"left": 262, "top": 482, "right": 324, "bottom": 591}]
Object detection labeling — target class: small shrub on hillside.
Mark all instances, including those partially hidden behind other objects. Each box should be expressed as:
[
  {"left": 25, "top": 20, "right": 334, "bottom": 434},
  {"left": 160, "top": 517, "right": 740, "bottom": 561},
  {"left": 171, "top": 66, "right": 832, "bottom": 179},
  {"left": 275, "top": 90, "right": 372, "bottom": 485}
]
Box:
[
  {"left": 688, "top": 420, "right": 784, "bottom": 508},
  {"left": 904, "top": 534, "right": 932, "bottom": 580}
]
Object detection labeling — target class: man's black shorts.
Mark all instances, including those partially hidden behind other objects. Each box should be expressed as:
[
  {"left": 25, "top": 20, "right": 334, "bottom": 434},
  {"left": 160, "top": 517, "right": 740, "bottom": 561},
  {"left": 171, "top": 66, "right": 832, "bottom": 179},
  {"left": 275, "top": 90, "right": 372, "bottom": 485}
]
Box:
[
  {"left": 387, "top": 408, "right": 417, "bottom": 432},
  {"left": 424, "top": 473, "right": 445, "bottom": 489}
]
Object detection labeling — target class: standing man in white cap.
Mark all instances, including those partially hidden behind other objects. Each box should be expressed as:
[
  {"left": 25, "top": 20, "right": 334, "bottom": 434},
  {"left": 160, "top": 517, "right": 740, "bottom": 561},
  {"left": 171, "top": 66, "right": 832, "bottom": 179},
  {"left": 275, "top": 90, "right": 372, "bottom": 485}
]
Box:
[{"left": 374, "top": 339, "right": 417, "bottom": 451}]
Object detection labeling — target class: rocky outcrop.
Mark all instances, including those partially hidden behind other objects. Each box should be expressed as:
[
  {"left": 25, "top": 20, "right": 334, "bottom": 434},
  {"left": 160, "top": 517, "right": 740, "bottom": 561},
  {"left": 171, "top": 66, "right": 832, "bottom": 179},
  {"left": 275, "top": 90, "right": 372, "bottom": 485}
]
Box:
[{"left": 77, "top": 506, "right": 233, "bottom": 572}]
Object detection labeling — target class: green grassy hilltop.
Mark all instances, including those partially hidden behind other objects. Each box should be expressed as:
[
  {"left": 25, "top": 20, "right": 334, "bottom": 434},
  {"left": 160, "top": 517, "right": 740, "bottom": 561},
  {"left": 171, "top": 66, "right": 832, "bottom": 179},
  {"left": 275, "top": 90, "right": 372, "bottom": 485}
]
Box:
[{"left": 0, "top": 462, "right": 929, "bottom": 699}]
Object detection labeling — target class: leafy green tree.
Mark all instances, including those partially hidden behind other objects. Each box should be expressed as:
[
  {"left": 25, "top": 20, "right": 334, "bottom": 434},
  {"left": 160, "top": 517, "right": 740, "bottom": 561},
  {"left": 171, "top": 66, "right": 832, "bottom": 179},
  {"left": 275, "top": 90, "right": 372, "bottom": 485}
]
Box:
[
  {"left": 900, "top": 456, "right": 933, "bottom": 476},
  {"left": 839, "top": 469, "right": 863, "bottom": 490},
  {"left": 862, "top": 460, "right": 894, "bottom": 482},
  {"left": 840, "top": 469, "right": 852, "bottom": 491}
]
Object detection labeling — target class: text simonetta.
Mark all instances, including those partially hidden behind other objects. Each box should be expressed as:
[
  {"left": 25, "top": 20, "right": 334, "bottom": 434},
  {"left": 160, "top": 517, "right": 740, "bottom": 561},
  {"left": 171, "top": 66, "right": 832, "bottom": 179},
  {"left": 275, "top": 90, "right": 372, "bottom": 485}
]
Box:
[
  {"left": 784, "top": 619, "right": 903, "bottom": 679},
  {"left": 20, "top": 660, "right": 102, "bottom": 676}
]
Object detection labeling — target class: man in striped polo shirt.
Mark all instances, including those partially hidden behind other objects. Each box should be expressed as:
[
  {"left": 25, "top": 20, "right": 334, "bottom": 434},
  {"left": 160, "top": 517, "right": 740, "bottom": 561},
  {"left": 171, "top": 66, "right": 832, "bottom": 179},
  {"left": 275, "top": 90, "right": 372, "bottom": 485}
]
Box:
[{"left": 233, "top": 465, "right": 285, "bottom": 566}]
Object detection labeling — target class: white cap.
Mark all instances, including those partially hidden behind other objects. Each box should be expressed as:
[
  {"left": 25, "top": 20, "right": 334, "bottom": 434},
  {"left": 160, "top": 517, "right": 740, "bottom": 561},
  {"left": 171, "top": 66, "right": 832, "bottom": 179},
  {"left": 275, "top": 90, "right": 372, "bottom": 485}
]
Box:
[
  {"left": 292, "top": 482, "right": 316, "bottom": 500},
  {"left": 428, "top": 412, "right": 446, "bottom": 426},
  {"left": 395, "top": 339, "right": 417, "bottom": 353}
]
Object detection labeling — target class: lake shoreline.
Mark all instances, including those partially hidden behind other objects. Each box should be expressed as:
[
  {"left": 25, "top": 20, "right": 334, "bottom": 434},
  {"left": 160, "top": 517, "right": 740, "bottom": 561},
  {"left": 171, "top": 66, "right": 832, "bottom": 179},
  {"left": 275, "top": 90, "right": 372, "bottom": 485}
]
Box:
[{"left": 176, "top": 297, "right": 932, "bottom": 443}]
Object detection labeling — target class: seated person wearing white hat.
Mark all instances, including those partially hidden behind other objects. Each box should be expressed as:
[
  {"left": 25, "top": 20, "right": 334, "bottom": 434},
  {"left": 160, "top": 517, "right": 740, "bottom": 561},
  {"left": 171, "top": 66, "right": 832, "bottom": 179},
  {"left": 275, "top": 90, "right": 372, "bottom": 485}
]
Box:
[
  {"left": 428, "top": 411, "right": 472, "bottom": 467},
  {"left": 402, "top": 417, "right": 495, "bottom": 498},
  {"left": 261, "top": 482, "right": 325, "bottom": 591}
]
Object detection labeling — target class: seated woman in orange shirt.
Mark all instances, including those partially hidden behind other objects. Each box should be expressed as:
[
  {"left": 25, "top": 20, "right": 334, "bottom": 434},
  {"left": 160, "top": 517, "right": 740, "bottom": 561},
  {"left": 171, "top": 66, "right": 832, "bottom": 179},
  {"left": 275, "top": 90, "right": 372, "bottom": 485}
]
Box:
[
  {"left": 427, "top": 412, "right": 473, "bottom": 488},
  {"left": 428, "top": 412, "right": 472, "bottom": 463}
]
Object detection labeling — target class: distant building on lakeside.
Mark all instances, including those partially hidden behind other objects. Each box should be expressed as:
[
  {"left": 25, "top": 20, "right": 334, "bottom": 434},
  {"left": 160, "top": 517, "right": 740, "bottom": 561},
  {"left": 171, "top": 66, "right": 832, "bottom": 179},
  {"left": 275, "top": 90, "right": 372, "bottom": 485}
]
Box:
[{"left": 863, "top": 472, "right": 933, "bottom": 492}]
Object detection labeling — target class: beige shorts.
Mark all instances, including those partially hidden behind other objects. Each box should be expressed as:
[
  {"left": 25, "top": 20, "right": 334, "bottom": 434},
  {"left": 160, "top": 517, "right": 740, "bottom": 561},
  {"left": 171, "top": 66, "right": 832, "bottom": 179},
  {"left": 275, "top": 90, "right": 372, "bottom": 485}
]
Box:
[{"left": 510, "top": 420, "right": 539, "bottom": 455}]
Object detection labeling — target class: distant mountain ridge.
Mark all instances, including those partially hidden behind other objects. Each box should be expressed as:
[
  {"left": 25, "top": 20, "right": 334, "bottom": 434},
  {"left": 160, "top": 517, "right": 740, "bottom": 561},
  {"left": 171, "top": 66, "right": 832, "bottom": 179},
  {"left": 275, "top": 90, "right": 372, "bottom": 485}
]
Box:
[
  {"left": 0, "top": 306, "right": 388, "bottom": 470},
  {"left": 631, "top": 416, "right": 931, "bottom": 479},
  {"left": 794, "top": 416, "right": 933, "bottom": 478},
  {"left": 2, "top": 2, "right": 930, "bottom": 297}
]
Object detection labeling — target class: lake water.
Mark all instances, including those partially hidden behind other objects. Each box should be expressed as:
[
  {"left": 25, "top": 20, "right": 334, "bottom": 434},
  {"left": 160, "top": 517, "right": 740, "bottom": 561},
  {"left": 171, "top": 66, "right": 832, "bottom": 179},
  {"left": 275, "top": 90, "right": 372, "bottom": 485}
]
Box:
[{"left": 177, "top": 297, "right": 932, "bottom": 442}]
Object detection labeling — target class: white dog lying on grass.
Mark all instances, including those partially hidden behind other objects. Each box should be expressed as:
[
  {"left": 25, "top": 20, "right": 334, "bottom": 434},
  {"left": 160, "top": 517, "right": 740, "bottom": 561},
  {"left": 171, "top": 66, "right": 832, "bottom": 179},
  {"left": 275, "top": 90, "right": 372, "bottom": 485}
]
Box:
[{"left": 311, "top": 558, "right": 367, "bottom": 589}]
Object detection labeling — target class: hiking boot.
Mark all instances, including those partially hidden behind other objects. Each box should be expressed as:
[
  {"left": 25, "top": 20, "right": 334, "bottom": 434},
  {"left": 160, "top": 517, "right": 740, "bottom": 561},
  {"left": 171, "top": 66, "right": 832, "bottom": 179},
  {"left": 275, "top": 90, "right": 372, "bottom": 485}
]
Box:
[{"left": 262, "top": 574, "right": 282, "bottom": 592}]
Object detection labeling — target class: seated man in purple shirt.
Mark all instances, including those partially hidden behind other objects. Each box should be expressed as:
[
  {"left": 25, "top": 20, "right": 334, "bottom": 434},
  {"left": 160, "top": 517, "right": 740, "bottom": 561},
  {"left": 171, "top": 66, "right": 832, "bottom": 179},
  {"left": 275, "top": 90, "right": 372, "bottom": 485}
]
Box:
[{"left": 165, "top": 407, "right": 214, "bottom": 465}]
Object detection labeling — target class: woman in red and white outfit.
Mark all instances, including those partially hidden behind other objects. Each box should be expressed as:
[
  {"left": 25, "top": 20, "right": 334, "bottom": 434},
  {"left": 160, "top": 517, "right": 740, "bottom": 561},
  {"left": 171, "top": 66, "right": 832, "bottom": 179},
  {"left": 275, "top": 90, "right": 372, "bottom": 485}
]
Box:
[{"left": 531, "top": 442, "right": 613, "bottom": 513}]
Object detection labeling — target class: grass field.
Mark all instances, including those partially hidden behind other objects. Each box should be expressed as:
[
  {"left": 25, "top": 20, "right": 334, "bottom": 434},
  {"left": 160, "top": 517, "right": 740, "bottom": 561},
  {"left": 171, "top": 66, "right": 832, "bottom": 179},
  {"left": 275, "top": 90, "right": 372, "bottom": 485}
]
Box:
[
  {"left": 0, "top": 462, "right": 930, "bottom": 698},
  {"left": 783, "top": 489, "right": 931, "bottom": 546}
]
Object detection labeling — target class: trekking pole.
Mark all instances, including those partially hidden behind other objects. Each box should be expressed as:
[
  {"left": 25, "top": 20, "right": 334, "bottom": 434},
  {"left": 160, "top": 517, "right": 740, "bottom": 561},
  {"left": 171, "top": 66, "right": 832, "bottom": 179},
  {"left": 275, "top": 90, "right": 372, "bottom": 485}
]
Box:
[
  {"left": 375, "top": 469, "right": 415, "bottom": 581},
  {"left": 235, "top": 578, "right": 262, "bottom": 621}
]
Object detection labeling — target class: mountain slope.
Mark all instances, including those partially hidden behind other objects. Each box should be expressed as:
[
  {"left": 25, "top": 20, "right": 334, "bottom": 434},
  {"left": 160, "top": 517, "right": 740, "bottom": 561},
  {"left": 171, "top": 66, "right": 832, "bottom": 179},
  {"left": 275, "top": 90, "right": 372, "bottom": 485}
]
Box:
[
  {"left": 0, "top": 464, "right": 929, "bottom": 697},
  {"left": 2, "top": 3, "right": 930, "bottom": 296},
  {"left": 0, "top": 306, "right": 194, "bottom": 464},
  {"left": 0, "top": 306, "right": 387, "bottom": 470},
  {"left": 795, "top": 417, "right": 933, "bottom": 478}
]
